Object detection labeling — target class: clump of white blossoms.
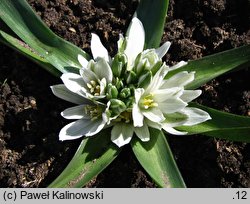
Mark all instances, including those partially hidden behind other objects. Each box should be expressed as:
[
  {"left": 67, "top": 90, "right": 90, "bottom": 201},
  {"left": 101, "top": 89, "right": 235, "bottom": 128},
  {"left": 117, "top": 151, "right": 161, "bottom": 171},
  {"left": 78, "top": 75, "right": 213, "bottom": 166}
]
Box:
[{"left": 51, "top": 17, "right": 211, "bottom": 147}]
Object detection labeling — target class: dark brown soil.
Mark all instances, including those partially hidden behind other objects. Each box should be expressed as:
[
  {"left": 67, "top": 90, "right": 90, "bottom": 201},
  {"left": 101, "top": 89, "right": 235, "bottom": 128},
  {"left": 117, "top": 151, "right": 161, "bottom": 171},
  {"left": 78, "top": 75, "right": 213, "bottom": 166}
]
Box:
[{"left": 0, "top": 0, "right": 249, "bottom": 187}]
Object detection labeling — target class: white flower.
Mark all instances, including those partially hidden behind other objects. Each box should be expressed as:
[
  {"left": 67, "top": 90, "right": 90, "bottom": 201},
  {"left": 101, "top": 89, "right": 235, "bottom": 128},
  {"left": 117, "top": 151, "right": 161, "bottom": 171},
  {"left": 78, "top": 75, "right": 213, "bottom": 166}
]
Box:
[
  {"left": 51, "top": 16, "right": 211, "bottom": 147},
  {"left": 61, "top": 33, "right": 113, "bottom": 100},
  {"left": 132, "top": 64, "right": 211, "bottom": 135},
  {"left": 50, "top": 85, "right": 107, "bottom": 141},
  {"left": 118, "top": 17, "right": 171, "bottom": 71},
  {"left": 111, "top": 121, "right": 150, "bottom": 148},
  {"left": 104, "top": 101, "right": 151, "bottom": 147},
  {"left": 60, "top": 60, "right": 113, "bottom": 100}
]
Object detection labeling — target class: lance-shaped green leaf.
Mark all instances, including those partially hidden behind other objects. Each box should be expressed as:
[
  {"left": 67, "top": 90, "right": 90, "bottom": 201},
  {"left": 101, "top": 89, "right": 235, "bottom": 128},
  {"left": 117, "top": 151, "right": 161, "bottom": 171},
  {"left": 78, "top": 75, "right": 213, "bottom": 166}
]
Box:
[
  {"left": 0, "top": 29, "right": 61, "bottom": 77},
  {"left": 0, "top": 0, "right": 89, "bottom": 74},
  {"left": 131, "top": 128, "right": 186, "bottom": 188},
  {"left": 49, "top": 129, "right": 121, "bottom": 188},
  {"left": 176, "top": 103, "right": 250, "bottom": 143},
  {"left": 167, "top": 45, "right": 250, "bottom": 90},
  {"left": 135, "top": 0, "right": 169, "bottom": 49}
]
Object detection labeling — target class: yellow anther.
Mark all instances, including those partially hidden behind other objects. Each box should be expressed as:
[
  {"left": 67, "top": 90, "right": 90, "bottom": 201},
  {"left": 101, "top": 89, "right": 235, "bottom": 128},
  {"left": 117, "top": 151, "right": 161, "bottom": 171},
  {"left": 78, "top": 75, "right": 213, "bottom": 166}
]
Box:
[
  {"left": 90, "top": 80, "right": 96, "bottom": 86},
  {"left": 84, "top": 105, "right": 102, "bottom": 121},
  {"left": 87, "top": 83, "right": 92, "bottom": 89},
  {"left": 87, "top": 80, "right": 101, "bottom": 95},
  {"left": 142, "top": 94, "right": 158, "bottom": 109},
  {"left": 114, "top": 111, "right": 132, "bottom": 123},
  {"left": 96, "top": 85, "right": 100, "bottom": 91}
]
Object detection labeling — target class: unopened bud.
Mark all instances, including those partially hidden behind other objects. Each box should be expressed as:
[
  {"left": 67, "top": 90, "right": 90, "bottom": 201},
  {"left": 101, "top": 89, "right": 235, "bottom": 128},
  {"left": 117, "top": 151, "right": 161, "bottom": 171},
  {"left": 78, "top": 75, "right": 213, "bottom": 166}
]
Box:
[
  {"left": 134, "top": 49, "right": 160, "bottom": 74},
  {"left": 138, "top": 71, "right": 152, "bottom": 88},
  {"left": 119, "top": 88, "right": 131, "bottom": 99},
  {"left": 109, "top": 99, "right": 127, "bottom": 115},
  {"left": 126, "top": 70, "right": 137, "bottom": 84},
  {"left": 124, "top": 96, "right": 134, "bottom": 107},
  {"left": 151, "top": 61, "right": 163, "bottom": 75},
  {"left": 115, "top": 77, "right": 124, "bottom": 90},
  {"left": 111, "top": 54, "right": 127, "bottom": 77},
  {"left": 106, "top": 83, "right": 118, "bottom": 99}
]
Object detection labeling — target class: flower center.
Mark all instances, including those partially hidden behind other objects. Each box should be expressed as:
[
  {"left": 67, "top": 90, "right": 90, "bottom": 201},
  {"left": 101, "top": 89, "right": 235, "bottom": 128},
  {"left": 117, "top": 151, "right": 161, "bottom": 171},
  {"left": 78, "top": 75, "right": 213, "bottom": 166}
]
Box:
[
  {"left": 141, "top": 94, "right": 158, "bottom": 109},
  {"left": 87, "top": 80, "right": 101, "bottom": 96},
  {"left": 114, "top": 111, "right": 132, "bottom": 123},
  {"left": 84, "top": 105, "right": 102, "bottom": 121}
]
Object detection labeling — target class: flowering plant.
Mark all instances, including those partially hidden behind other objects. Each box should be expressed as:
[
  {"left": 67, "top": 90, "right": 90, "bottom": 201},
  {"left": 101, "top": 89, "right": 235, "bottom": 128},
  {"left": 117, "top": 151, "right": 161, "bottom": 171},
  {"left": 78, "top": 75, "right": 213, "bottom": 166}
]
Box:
[
  {"left": 51, "top": 17, "right": 211, "bottom": 147},
  {"left": 0, "top": 0, "right": 249, "bottom": 187}
]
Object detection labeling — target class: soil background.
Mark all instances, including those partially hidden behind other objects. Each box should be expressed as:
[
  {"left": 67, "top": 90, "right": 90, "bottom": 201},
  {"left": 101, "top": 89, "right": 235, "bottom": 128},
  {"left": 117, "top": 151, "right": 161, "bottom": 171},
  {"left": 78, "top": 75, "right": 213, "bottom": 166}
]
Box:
[{"left": 0, "top": 0, "right": 250, "bottom": 187}]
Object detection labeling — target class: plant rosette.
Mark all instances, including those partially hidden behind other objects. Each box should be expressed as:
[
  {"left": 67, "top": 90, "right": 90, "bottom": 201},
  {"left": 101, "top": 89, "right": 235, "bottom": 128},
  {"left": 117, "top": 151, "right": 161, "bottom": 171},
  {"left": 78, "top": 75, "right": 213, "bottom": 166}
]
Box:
[
  {"left": 51, "top": 17, "right": 211, "bottom": 147},
  {"left": 1, "top": 0, "right": 249, "bottom": 188}
]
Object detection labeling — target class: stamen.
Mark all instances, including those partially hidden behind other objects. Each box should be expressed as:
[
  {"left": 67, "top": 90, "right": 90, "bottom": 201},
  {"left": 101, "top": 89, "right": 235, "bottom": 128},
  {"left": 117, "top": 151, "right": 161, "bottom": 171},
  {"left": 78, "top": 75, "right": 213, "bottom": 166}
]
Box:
[
  {"left": 87, "top": 80, "right": 101, "bottom": 95},
  {"left": 90, "top": 80, "right": 96, "bottom": 86},
  {"left": 114, "top": 111, "right": 132, "bottom": 123},
  {"left": 142, "top": 94, "right": 158, "bottom": 109},
  {"left": 84, "top": 105, "right": 102, "bottom": 121},
  {"left": 87, "top": 83, "right": 92, "bottom": 89}
]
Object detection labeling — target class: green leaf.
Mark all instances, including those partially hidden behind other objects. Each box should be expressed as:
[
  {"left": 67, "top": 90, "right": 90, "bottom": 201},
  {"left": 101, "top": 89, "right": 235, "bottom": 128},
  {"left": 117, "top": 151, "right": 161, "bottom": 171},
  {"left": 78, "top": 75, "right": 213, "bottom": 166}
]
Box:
[
  {"left": 0, "top": 0, "right": 89, "bottom": 74},
  {"left": 177, "top": 103, "right": 250, "bottom": 143},
  {"left": 167, "top": 45, "right": 250, "bottom": 89},
  {"left": 136, "top": 0, "right": 169, "bottom": 49},
  {"left": 0, "top": 29, "right": 61, "bottom": 77},
  {"left": 131, "top": 128, "right": 186, "bottom": 188},
  {"left": 48, "top": 129, "right": 121, "bottom": 188}
]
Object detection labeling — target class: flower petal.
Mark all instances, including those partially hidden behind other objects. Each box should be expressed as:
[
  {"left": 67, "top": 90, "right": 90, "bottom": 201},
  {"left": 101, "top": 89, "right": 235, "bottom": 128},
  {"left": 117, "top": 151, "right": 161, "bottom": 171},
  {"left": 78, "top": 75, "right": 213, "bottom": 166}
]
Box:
[
  {"left": 91, "top": 33, "right": 110, "bottom": 62},
  {"left": 80, "top": 63, "right": 98, "bottom": 83},
  {"left": 50, "top": 84, "right": 87, "bottom": 105},
  {"left": 145, "top": 64, "right": 169, "bottom": 93},
  {"left": 153, "top": 87, "right": 183, "bottom": 103},
  {"left": 181, "top": 107, "right": 211, "bottom": 126},
  {"left": 93, "top": 58, "right": 113, "bottom": 83},
  {"left": 85, "top": 118, "right": 106, "bottom": 137},
  {"left": 180, "top": 90, "right": 202, "bottom": 102},
  {"left": 143, "top": 107, "right": 165, "bottom": 123},
  {"left": 61, "top": 105, "right": 91, "bottom": 119},
  {"left": 155, "top": 41, "right": 171, "bottom": 58},
  {"left": 158, "top": 98, "right": 188, "bottom": 114},
  {"left": 145, "top": 118, "right": 162, "bottom": 130},
  {"left": 99, "top": 78, "right": 107, "bottom": 95},
  {"left": 133, "top": 105, "right": 144, "bottom": 127},
  {"left": 133, "top": 88, "right": 144, "bottom": 127},
  {"left": 162, "top": 126, "right": 187, "bottom": 135},
  {"left": 169, "top": 61, "right": 187, "bottom": 71},
  {"left": 162, "top": 112, "right": 188, "bottom": 127},
  {"left": 125, "top": 17, "right": 145, "bottom": 68},
  {"left": 59, "top": 119, "right": 88, "bottom": 140},
  {"left": 78, "top": 54, "right": 89, "bottom": 68},
  {"left": 135, "top": 88, "right": 144, "bottom": 103},
  {"left": 61, "top": 73, "right": 86, "bottom": 96},
  {"left": 134, "top": 123, "right": 150, "bottom": 142},
  {"left": 59, "top": 118, "right": 105, "bottom": 140},
  {"left": 111, "top": 123, "right": 134, "bottom": 147},
  {"left": 161, "top": 71, "right": 195, "bottom": 88}
]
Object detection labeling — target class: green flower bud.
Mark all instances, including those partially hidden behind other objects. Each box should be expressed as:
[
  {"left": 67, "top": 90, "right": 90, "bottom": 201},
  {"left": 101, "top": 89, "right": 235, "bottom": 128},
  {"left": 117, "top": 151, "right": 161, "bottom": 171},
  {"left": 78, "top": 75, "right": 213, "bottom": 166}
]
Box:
[
  {"left": 109, "top": 99, "right": 127, "bottom": 115},
  {"left": 111, "top": 53, "right": 127, "bottom": 77},
  {"left": 119, "top": 88, "right": 131, "bottom": 99},
  {"left": 106, "top": 83, "right": 118, "bottom": 99},
  {"left": 126, "top": 70, "right": 137, "bottom": 84},
  {"left": 138, "top": 70, "right": 152, "bottom": 88},
  {"left": 117, "top": 34, "right": 127, "bottom": 53},
  {"left": 114, "top": 77, "right": 124, "bottom": 90},
  {"left": 134, "top": 49, "right": 161, "bottom": 74},
  {"left": 124, "top": 96, "right": 134, "bottom": 108},
  {"left": 151, "top": 61, "right": 163, "bottom": 75}
]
